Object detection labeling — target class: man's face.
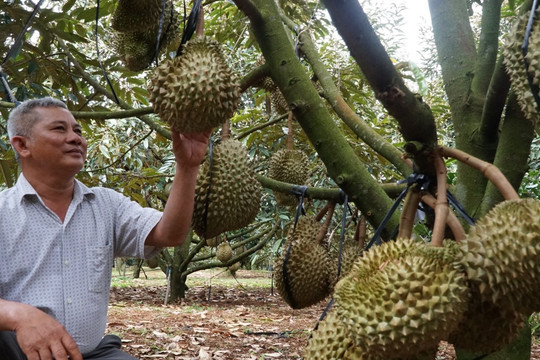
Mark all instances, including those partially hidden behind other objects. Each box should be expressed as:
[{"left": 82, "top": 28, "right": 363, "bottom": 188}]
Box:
[{"left": 24, "top": 106, "right": 88, "bottom": 174}]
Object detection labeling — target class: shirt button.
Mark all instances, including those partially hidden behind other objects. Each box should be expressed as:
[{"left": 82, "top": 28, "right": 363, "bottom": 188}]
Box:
[
  {"left": 64, "top": 260, "right": 70, "bottom": 266},
  {"left": 67, "top": 298, "right": 72, "bottom": 304}
]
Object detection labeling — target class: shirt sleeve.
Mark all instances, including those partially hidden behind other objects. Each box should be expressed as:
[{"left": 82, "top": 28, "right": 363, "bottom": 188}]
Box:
[{"left": 104, "top": 189, "right": 163, "bottom": 259}]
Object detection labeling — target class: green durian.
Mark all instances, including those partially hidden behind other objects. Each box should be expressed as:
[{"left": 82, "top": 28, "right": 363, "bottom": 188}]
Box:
[
  {"left": 503, "top": 9, "right": 540, "bottom": 131},
  {"left": 148, "top": 36, "right": 240, "bottom": 133},
  {"left": 268, "top": 149, "right": 310, "bottom": 206},
  {"left": 334, "top": 238, "right": 469, "bottom": 359},
  {"left": 192, "top": 139, "right": 261, "bottom": 239},
  {"left": 216, "top": 242, "right": 233, "bottom": 264}
]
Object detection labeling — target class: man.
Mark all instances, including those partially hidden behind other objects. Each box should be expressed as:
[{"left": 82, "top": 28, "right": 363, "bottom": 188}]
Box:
[{"left": 0, "top": 97, "right": 211, "bottom": 359}]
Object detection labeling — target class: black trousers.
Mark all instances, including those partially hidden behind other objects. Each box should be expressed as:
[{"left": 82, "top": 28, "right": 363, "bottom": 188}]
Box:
[{"left": 0, "top": 332, "right": 137, "bottom": 359}]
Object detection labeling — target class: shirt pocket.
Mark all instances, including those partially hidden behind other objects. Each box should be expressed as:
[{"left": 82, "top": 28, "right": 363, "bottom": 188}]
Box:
[{"left": 87, "top": 245, "right": 113, "bottom": 293}]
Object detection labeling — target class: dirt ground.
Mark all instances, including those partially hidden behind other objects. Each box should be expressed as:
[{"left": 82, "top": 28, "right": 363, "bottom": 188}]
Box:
[{"left": 106, "top": 270, "right": 539, "bottom": 360}]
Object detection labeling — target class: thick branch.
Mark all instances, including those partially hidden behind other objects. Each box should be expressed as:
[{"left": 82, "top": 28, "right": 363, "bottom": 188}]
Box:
[
  {"left": 257, "top": 173, "right": 407, "bottom": 203},
  {"left": 471, "top": 0, "right": 503, "bottom": 97},
  {"left": 237, "top": 0, "right": 401, "bottom": 240},
  {"left": 321, "top": 0, "right": 437, "bottom": 146},
  {"left": 478, "top": 56, "right": 510, "bottom": 143},
  {"left": 285, "top": 19, "right": 412, "bottom": 176},
  {"left": 240, "top": 62, "right": 270, "bottom": 92}
]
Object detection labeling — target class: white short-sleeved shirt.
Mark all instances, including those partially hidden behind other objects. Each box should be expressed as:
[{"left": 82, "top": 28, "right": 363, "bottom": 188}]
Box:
[{"left": 0, "top": 174, "right": 162, "bottom": 354}]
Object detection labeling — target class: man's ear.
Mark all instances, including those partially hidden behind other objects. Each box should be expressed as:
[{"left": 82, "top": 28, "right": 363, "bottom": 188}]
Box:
[{"left": 11, "top": 136, "right": 30, "bottom": 159}]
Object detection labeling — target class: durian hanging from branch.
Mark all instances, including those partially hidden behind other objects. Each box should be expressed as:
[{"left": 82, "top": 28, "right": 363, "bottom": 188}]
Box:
[
  {"left": 191, "top": 120, "right": 262, "bottom": 239},
  {"left": 268, "top": 112, "right": 310, "bottom": 206},
  {"left": 111, "top": 0, "right": 180, "bottom": 71},
  {"left": 148, "top": 1, "right": 241, "bottom": 133},
  {"left": 503, "top": 7, "right": 540, "bottom": 132},
  {"left": 273, "top": 204, "right": 337, "bottom": 309}
]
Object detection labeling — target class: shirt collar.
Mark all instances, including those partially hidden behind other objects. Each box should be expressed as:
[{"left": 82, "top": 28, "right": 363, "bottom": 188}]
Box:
[{"left": 15, "top": 173, "right": 95, "bottom": 202}]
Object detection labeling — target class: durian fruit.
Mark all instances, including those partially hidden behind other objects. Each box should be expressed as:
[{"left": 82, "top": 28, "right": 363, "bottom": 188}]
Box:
[
  {"left": 146, "top": 256, "right": 159, "bottom": 269},
  {"left": 459, "top": 198, "right": 540, "bottom": 315},
  {"left": 112, "top": 12, "right": 180, "bottom": 71},
  {"left": 148, "top": 36, "right": 241, "bottom": 133},
  {"left": 304, "top": 306, "right": 356, "bottom": 359},
  {"left": 216, "top": 242, "right": 233, "bottom": 264},
  {"left": 111, "top": 0, "right": 166, "bottom": 33},
  {"left": 333, "top": 238, "right": 469, "bottom": 359},
  {"left": 273, "top": 216, "right": 335, "bottom": 309},
  {"left": 205, "top": 236, "right": 222, "bottom": 247},
  {"left": 448, "top": 286, "right": 526, "bottom": 354},
  {"left": 503, "top": 9, "right": 540, "bottom": 129},
  {"left": 261, "top": 77, "right": 288, "bottom": 114},
  {"left": 268, "top": 149, "right": 310, "bottom": 206},
  {"left": 228, "top": 261, "right": 241, "bottom": 275},
  {"left": 336, "top": 243, "right": 363, "bottom": 279},
  {"left": 191, "top": 139, "right": 261, "bottom": 239}
]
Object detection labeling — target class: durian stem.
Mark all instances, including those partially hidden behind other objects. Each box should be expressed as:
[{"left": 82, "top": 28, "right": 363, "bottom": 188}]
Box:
[
  {"left": 314, "top": 202, "right": 331, "bottom": 222},
  {"left": 195, "top": 4, "right": 204, "bottom": 36},
  {"left": 431, "top": 156, "right": 449, "bottom": 247},
  {"left": 439, "top": 146, "right": 519, "bottom": 201},
  {"left": 317, "top": 201, "right": 336, "bottom": 245},
  {"left": 287, "top": 111, "right": 294, "bottom": 150},
  {"left": 222, "top": 119, "right": 231, "bottom": 140},
  {"left": 421, "top": 193, "right": 466, "bottom": 242},
  {"left": 398, "top": 188, "right": 421, "bottom": 240},
  {"left": 356, "top": 214, "right": 367, "bottom": 249}
]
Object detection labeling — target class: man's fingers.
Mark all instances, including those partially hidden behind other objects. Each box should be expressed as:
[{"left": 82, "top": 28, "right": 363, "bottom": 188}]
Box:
[
  {"left": 62, "top": 335, "right": 83, "bottom": 360},
  {"left": 37, "top": 348, "right": 53, "bottom": 360},
  {"left": 50, "top": 341, "right": 70, "bottom": 360}
]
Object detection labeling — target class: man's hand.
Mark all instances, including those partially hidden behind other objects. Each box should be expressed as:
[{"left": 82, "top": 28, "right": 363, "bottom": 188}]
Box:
[
  {"left": 171, "top": 129, "right": 212, "bottom": 169},
  {"left": 3, "top": 301, "right": 82, "bottom": 360}
]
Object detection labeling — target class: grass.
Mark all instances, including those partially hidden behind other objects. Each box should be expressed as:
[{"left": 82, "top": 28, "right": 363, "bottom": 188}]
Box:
[{"left": 111, "top": 267, "right": 273, "bottom": 289}]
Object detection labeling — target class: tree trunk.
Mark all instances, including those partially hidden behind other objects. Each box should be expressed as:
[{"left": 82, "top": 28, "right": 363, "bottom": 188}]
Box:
[{"left": 168, "top": 232, "right": 193, "bottom": 302}]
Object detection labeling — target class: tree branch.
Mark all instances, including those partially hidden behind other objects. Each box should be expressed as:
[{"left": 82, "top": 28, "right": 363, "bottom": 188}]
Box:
[
  {"left": 236, "top": 0, "right": 401, "bottom": 240},
  {"left": 478, "top": 56, "right": 510, "bottom": 143},
  {"left": 55, "top": 38, "right": 172, "bottom": 140},
  {"left": 471, "top": 0, "right": 503, "bottom": 97},
  {"left": 321, "top": 0, "right": 437, "bottom": 146},
  {"left": 284, "top": 17, "right": 412, "bottom": 176}
]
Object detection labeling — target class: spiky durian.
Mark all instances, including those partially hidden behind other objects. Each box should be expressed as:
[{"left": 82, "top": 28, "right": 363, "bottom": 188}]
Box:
[
  {"left": 274, "top": 217, "right": 335, "bottom": 309},
  {"left": 459, "top": 198, "right": 540, "bottom": 315},
  {"left": 148, "top": 36, "right": 240, "bottom": 133},
  {"left": 111, "top": 0, "right": 169, "bottom": 33},
  {"left": 336, "top": 243, "right": 363, "bottom": 279},
  {"left": 228, "top": 261, "right": 241, "bottom": 274},
  {"left": 260, "top": 77, "right": 288, "bottom": 114},
  {"left": 205, "top": 236, "right": 222, "bottom": 247},
  {"left": 448, "top": 285, "right": 526, "bottom": 354},
  {"left": 333, "top": 238, "right": 469, "bottom": 359},
  {"left": 216, "top": 242, "right": 233, "bottom": 264},
  {"left": 304, "top": 306, "right": 356, "bottom": 359},
  {"left": 503, "top": 9, "right": 540, "bottom": 130},
  {"left": 112, "top": 12, "right": 179, "bottom": 71},
  {"left": 268, "top": 149, "right": 310, "bottom": 206},
  {"left": 192, "top": 139, "right": 261, "bottom": 239}
]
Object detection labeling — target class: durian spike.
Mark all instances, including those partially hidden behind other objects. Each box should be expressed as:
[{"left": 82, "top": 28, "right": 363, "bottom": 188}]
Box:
[
  {"left": 287, "top": 111, "right": 294, "bottom": 150},
  {"left": 439, "top": 146, "right": 519, "bottom": 200},
  {"left": 421, "top": 193, "right": 466, "bottom": 242},
  {"left": 431, "top": 155, "right": 449, "bottom": 247},
  {"left": 316, "top": 201, "right": 336, "bottom": 244},
  {"left": 398, "top": 187, "right": 421, "bottom": 239}
]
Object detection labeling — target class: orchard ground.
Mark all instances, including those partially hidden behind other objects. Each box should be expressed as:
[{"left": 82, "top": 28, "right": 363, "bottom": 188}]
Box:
[{"left": 107, "top": 268, "right": 540, "bottom": 359}]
